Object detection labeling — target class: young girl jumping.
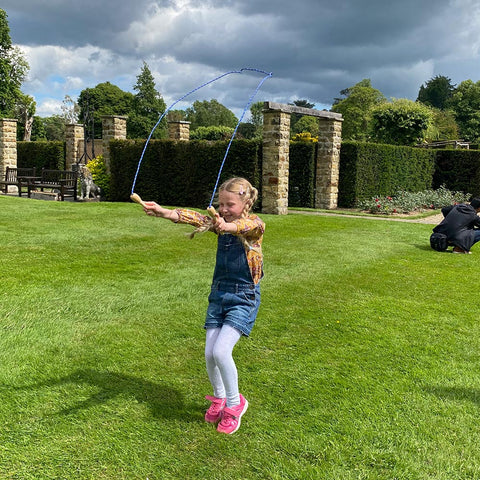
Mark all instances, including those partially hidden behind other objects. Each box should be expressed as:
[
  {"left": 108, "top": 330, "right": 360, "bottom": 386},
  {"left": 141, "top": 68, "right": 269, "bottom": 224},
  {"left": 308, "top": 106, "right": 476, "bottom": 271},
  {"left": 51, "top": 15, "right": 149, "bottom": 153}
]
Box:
[{"left": 142, "top": 177, "right": 265, "bottom": 435}]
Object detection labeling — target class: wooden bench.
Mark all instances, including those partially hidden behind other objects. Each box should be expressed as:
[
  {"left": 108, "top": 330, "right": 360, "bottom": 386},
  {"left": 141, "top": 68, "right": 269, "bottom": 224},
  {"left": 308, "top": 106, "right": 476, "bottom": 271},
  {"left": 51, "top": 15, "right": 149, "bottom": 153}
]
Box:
[
  {"left": 27, "top": 169, "right": 78, "bottom": 201},
  {"left": 0, "top": 166, "right": 37, "bottom": 196}
]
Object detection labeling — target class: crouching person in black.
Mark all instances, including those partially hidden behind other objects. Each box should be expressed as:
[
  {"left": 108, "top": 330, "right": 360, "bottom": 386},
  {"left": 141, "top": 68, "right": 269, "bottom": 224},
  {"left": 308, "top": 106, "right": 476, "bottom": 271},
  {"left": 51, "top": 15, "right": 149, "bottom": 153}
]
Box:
[{"left": 431, "top": 198, "right": 480, "bottom": 254}]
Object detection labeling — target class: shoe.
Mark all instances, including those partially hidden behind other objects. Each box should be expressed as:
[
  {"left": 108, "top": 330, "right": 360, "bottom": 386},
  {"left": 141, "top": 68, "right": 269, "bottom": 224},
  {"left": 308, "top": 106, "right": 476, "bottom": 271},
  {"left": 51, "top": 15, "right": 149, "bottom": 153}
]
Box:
[
  {"left": 453, "top": 248, "right": 472, "bottom": 254},
  {"left": 217, "top": 394, "right": 248, "bottom": 434},
  {"left": 205, "top": 395, "right": 226, "bottom": 423}
]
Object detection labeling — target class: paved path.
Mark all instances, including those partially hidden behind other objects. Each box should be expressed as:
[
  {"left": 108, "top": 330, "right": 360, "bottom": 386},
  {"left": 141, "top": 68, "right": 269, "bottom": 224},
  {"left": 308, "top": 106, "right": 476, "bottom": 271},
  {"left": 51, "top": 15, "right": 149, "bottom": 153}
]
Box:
[{"left": 289, "top": 210, "right": 443, "bottom": 225}]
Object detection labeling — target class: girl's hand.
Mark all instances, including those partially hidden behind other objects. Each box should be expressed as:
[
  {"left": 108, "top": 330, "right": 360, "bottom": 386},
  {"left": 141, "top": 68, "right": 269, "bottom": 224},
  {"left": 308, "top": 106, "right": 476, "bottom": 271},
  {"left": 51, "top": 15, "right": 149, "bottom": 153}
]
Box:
[{"left": 213, "top": 213, "right": 236, "bottom": 233}]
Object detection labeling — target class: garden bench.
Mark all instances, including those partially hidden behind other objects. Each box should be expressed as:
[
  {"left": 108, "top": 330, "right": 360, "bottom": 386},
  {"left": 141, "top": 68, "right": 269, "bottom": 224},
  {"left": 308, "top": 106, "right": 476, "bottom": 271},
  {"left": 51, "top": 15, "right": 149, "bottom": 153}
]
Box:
[
  {"left": 0, "top": 166, "right": 37, "bottom": 196},
  {"left": 27, "top": 169, "right": 78, "bottom": 201}
]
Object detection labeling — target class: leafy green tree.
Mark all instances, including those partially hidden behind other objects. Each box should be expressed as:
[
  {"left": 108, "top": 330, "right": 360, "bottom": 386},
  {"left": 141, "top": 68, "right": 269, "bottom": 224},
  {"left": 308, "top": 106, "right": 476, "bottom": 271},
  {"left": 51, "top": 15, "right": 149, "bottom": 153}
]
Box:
[
  {"left": 291, "top": 115, "right": 319, "bottom": 137},
  {"left": 0, "top": 9, "right": 29, "bottom": 117},
  {"left": 128, "top": 62, "right": 167, "bottom": 139},
  {"left": 424, "top": 108, "right": 458, "bottom": 142},
  {"left": 42, "top": 116, "right": 66, "bottom": 141},
  {"left": 185, "top": 99, "right": 238, "bottom": 130},
  {"left": 370, "top": 99, "right": 432, "bottom": 146},
  {"left": 167, "top": 110, "right": 186, "bottom": 122},
  {"left": 249, "top": 101, "right": 264, "bottom": 129},
  {"left": 331, "top": 79, "right": 386, "bottom": 141},
  {"left": 417, "top": 75, "right": 455, "bottom": 110},
  {"left": 448, "top": 80, "right": 480, "bottom": 141},
  {"left": 289, "top": 99, "right": 315, "bottom": 133},
  {"left": 78, "top": 82, "right": 134, "bottom": 138}
]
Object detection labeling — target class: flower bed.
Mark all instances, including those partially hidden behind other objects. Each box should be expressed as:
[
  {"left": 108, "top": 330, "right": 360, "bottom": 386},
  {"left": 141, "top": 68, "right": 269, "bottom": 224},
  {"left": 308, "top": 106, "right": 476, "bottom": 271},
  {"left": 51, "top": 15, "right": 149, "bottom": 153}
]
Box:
[{"left": 357, "top": 185, "right": 471, "bottom": 215}]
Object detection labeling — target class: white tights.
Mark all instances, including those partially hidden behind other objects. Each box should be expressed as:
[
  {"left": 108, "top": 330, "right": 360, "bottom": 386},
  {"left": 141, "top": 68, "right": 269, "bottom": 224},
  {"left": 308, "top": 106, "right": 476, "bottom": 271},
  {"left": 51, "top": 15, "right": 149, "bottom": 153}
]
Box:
[{"left": 205, "top": 325, "right": 242, "bottom": 407}]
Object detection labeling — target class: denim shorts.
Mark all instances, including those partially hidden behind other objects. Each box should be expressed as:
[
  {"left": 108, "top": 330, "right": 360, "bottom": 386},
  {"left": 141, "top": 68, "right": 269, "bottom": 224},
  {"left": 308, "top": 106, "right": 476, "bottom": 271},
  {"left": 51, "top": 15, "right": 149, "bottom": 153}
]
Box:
[{"left": 204, "top": 283, "right": 261, "bottom": 336}]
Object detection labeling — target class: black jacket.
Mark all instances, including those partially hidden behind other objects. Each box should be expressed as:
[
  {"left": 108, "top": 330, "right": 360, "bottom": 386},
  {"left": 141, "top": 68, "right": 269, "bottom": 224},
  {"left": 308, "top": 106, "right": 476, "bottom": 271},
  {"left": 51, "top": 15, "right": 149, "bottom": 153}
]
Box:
[{"left": 433, "top": 203, "right": 480, "bottom": 251}]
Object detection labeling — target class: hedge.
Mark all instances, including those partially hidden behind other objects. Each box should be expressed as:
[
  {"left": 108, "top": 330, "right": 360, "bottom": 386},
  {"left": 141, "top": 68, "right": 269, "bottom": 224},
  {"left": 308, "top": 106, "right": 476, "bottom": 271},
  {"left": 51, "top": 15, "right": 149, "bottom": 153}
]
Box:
[
  {"left": 109, "top": 139, "right": 262, "bottom": 209},
  {"left": 432, "top": 149, "right": 480, "bottom": 197},
  {"left": 17, "top": 141, "right": 65, "bottom": 170},
  {"left": 288, "top": 142, "right": 316, "bottom": 208},
  {"left": 338, "top": 141, "right": 436, "bottom": 207}
]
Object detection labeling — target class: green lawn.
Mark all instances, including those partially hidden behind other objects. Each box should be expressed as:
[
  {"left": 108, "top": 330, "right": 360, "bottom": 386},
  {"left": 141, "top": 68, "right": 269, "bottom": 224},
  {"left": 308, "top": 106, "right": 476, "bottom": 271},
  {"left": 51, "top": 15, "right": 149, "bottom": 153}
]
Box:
[{"left": 1, "top": 195, "right": 479, "bottom": 479}]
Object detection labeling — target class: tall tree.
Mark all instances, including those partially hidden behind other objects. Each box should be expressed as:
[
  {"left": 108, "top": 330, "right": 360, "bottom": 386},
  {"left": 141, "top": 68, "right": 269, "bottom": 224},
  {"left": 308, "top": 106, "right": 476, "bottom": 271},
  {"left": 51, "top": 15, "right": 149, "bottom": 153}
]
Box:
[
  {"left": 185, "top": 99, "right": 238, "bottom": 130},
  {"left": 61, "top": 95, "right": 80, "bottom": 124},
  {"left": 448, "top": 79, "right": 480, "bottom": 141},
  {"left": 331, "top": 79, "right": 386, "bottom": 141},
  {"left": 15, "top": 92, "right": 36, "bottom": 141},
  {"left": 0, "top": 9, "right": 29, "bottom": 117},
  {"left": 78, "top": 82, "right": 134, "bottom": 138},
  {"left": 128, "top": 62, "right": 167, "bottom": 139},
  {"left": 417, "top": 75, "right": 455, "bottom": 110}
]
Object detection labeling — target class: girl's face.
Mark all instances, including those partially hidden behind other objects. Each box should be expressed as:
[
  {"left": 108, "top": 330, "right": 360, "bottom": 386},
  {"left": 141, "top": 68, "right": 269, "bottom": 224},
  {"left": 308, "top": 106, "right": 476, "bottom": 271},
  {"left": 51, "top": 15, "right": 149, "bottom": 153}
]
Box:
[{"left": 218, "top": 190, "right": 246, "bottom": 222}]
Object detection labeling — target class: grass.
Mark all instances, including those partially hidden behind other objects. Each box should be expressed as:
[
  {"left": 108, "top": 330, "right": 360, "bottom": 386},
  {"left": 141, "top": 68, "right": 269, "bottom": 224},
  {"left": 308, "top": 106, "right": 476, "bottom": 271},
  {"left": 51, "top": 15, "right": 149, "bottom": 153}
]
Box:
[{"left": 1, "top": 195, "right": 480, "bottom": 479}]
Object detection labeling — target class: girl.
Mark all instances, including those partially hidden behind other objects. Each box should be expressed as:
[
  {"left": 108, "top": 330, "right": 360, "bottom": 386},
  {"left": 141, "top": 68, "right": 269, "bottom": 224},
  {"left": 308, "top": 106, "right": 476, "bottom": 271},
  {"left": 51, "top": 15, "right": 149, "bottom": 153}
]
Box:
[{"left": 143, "top": 178, "right": 264, "bottom": 435}]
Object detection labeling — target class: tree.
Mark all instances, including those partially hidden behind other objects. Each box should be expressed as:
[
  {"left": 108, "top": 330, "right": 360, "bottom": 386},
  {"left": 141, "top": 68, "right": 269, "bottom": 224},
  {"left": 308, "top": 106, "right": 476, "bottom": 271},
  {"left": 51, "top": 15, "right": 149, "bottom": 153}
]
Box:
[
  {"left": 291, "top": 116, "right": 319, "bottom": 137},
  {"left": 128, "top": 62, "right": 167, "bottom": 139},
  {"left": 185, "top": 99, "right": 238, "bottom": 130},
  {"left": 331, "top": 79, "right": 386, "bottom": 141},
  {"left": 78, "top": 82, "right": 134, "bottom": 138},
  {"left": 417, "top": 75, "right": 455, "bottom": 110},
  {"left": 249, "top": 101, "right": 264, "bottom": 129},
  {"left": 289, "top": 99, "right": 315, "bottom": 133},
  {"left": 370, "top": 98, "right": 432, "bottom": 146},
  {"left": 0, "top": 9, "right": 29, "bottom": 117},
  {"left": 15, "top": 92, "right": 36, "bottom": 141},
  {"left": 424, "top": 108, "right": 458, "bottom": 142},
  {"left": 61, "top": 95, "right": 80, "bottom": 124},
  {"left": 448, "top": 80, "right": 480, "bottom": 141}
]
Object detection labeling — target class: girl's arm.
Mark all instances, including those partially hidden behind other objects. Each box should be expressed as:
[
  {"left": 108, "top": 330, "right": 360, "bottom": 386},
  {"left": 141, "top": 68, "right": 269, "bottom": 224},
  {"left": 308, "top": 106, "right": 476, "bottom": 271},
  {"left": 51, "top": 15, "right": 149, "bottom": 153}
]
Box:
[{"left": 143, "top": 202, "right": 179, "bottom": 222}]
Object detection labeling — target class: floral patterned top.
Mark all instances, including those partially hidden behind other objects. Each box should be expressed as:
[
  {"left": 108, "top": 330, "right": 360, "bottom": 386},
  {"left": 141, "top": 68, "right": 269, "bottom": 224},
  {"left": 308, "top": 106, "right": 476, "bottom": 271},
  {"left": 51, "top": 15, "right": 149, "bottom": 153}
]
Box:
[{"left": 175, "top": 208, "right": 265, "bottom": 284}]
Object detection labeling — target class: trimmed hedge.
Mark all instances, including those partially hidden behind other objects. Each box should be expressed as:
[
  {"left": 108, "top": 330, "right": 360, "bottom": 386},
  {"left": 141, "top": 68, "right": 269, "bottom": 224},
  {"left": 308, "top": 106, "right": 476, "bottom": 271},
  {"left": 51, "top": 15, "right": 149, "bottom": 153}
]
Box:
[
  {"left": 338, "top": 141, "right": 436, "bottom": 207},
  {"left": 288, "top": 142, "right": 316, "bottom": 207},
  {"left": 433, "top": 150, "right": 480, "bottom": 197},
  {"left": 17, "top": 141, "right": 65, "bottom": 170},
  {"left": 109, "top": 139, "right": 262, "bottom": 209}
]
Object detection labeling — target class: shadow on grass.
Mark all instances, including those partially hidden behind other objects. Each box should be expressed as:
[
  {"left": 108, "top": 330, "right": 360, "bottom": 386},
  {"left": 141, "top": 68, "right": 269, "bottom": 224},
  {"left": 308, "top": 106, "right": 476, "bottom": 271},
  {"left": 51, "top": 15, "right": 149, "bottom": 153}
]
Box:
[
  {"left": 11, "top": 369, "right": 202, "bottom": 422},
  {"left": 425, "top": 385, "right": 480, "bottom": 405}
]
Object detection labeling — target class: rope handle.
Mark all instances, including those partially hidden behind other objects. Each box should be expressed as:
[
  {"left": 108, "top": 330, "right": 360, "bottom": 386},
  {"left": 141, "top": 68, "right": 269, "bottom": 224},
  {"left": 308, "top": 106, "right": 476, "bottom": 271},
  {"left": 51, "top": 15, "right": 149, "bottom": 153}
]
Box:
[{"left": 130, "top": 192, "right": 146, "bottom": 207}]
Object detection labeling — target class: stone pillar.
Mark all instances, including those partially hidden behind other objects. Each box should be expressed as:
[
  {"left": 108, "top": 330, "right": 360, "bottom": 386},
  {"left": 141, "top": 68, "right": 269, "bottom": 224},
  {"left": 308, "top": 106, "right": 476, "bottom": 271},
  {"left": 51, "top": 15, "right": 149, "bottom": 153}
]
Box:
[
  {"left": 101, "top": 116, "right": 127, "bottom": 172},
  {"left": 262, "top": 110, "right": 290, "bottom": 215},
  {"left": 168, "top": 121, "right": 191, "bottom": 141},
  {"left": 0, "top": 119, "right": 18, "bottom": 193},
  {"left": 315, "top": 117, "right": 343, "bottom": 209},
  {"left": 65, "top": 123, "right": 84, "bottom": 169}
]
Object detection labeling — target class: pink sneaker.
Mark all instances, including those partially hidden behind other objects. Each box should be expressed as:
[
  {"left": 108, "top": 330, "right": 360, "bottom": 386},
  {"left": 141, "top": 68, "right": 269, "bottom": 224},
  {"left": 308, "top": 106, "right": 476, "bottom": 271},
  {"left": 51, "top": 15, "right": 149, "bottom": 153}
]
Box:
[
  {"left": 205, "top": 395, "right": 226, "bottom": 423},
  {"left": 216, "top": 394, "right": 248, "bottom": 434}
]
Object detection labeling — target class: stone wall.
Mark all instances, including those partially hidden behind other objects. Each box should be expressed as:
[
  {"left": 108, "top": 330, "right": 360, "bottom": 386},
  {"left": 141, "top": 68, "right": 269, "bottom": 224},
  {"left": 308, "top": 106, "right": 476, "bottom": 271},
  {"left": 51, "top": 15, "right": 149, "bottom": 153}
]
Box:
[
  {"left": 0, "top": 119, "right": 18, "bottom": 193},
  {"left": 101, "top": 116, "right": 127, "bottom": 171},
  {"left": 262, "top": 110, "right": 291, "bottom": 215},
  {"left": 316, "top": 117, "right": 343, "bottom": 209},
  {"left": 168, "top": 121, "right": 191, "bottom": 141},
  {"left": 262, "top": 102, "right": 343, "bottom": 214}
]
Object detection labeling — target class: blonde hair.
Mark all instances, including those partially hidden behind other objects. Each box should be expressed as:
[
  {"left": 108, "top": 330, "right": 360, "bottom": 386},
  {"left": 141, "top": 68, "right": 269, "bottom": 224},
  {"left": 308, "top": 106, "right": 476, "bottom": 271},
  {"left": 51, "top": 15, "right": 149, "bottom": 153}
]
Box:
[
  {"left": 189, "top": 177, "right": 258, "bottom": 239},
  {"left": 218, "top": 177, "right": 258, "bottom": 215}
]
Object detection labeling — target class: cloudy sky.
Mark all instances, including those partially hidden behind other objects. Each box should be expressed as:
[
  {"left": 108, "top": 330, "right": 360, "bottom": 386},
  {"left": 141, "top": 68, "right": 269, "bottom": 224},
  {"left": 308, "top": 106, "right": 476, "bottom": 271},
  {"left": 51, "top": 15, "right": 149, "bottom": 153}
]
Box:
[{"left": 3, "top": 0, "right": 480, "bottom": 119}]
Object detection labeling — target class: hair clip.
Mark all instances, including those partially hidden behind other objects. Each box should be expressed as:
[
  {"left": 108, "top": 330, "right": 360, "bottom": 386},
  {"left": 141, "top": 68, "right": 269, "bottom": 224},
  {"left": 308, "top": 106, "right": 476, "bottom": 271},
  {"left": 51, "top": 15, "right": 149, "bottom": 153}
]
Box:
[{"left": 239, "top": 186, "right": 244, "bottom": 195}]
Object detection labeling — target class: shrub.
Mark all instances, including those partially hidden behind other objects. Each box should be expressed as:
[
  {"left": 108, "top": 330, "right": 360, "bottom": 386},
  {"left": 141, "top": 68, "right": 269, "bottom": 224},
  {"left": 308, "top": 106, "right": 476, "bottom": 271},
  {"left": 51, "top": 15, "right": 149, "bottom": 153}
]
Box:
[
  {"left": 86, "top": 155, "right": 110, "bottom": 198},
  {"left": 357, "top": 185, "right": 471, "bottom": 214},
  {"left": 190, "top": 125, "right": 235, "bottom": 140},
  {"left": 290, "top": 132, "right": 318, "bottom": 143}
]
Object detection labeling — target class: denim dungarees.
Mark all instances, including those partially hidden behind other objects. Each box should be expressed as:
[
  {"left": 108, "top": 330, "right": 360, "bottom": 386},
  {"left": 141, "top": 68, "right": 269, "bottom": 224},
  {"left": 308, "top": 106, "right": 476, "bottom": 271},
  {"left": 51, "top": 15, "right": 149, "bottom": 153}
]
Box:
[{"left": 205, "top": 233, "right": 261, "bottom": 336}]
